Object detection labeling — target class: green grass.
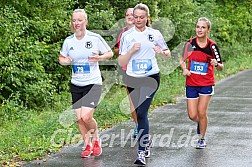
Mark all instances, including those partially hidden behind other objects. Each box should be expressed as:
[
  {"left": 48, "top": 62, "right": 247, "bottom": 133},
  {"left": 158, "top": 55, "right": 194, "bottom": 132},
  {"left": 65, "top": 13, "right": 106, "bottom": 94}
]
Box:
[{"left": 1, "top": 46, "right": 252, "bottom": 166}]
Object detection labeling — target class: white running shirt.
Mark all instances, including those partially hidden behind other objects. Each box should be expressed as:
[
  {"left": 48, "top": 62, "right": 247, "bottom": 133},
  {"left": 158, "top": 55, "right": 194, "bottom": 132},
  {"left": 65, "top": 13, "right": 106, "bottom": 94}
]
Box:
[
  {"left": 119, "top": 26, "right": 168, "bottom": 77},
  {"left": 60, "top": 31, "right": 111, "bottom": 86}
]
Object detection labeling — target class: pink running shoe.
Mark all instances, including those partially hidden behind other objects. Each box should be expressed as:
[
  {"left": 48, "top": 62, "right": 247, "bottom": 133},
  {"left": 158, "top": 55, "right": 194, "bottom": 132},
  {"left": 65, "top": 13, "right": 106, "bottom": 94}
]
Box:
[
  {"left": 92, "top": 139, "right": 102, "bottom": 157},
  {"left": 81, "top": 144, "right": 93, "bottom": 158}
]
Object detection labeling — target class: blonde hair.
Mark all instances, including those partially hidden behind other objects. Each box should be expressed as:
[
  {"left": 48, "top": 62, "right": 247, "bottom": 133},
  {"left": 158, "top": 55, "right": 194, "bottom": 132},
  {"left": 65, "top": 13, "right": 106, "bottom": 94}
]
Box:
[
  {"left": 134, "top": 3, "right": 150, "bottom": 16},
  {"left": 197, "top": 17, "right": 211, "bottom": 29},
  {"left": 73, "top": 9, "right": 87, "bottom": 19},
  {"left": 70, "top": 9, "right": 87, "bottom": 32},
  {"left": 125, "top": 8, "right": 134, "bottom": 15},
  {"left": 133, "top": 3, "right": 151, "bottom": 27}
]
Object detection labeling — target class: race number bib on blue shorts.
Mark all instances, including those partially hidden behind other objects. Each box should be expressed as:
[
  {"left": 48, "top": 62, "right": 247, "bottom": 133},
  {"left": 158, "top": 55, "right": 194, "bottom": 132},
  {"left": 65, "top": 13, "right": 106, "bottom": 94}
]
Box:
[
  {"left": 132, "top": 59, "right": 152, "bottom": 74},
  {"left": 190, "top": 61, "right": 208, "bottom": 75},
  {"left": 72, "top": 63, "right": 90, "bottom": 74}
]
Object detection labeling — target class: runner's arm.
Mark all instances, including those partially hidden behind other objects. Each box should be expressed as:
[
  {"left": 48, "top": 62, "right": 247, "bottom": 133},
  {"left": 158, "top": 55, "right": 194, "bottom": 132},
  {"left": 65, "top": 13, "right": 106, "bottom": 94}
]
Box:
[{"left": 59, "top": 54, "right": 72, "bottom": 66}]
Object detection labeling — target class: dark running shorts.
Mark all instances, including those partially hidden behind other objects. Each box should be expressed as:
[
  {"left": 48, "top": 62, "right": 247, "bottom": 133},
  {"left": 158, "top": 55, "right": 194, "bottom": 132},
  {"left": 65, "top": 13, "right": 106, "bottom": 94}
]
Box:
[
  {"left": 70, "top": 83, "right": 102, "bottom": 109},
  {"left": 186, "top": 85, "right": 214, "bottom": 99}
]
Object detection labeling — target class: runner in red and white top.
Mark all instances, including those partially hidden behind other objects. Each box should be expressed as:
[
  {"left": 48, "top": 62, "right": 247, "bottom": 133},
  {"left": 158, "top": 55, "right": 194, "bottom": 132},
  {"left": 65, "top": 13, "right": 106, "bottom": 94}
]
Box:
[
  {"left": 182, "top": 37, "right": 222, "bottom": 86},
  {"left": 180, "top": 17, "right": 224, "bottom": 149}
]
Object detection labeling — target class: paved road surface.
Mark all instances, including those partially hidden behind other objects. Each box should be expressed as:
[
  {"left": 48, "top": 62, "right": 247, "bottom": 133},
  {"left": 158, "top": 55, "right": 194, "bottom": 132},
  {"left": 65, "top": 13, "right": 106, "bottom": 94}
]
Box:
[{"left": 25, "top": 69, "right": 252, "bottom": 167}]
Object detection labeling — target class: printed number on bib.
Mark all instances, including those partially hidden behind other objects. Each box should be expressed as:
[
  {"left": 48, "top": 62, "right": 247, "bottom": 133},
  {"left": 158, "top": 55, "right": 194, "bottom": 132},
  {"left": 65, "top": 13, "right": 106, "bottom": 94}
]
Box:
[
  {"left": 72, "top": 63, "right": 90, "bottom": 74},
  {"left": 132, "top": 59, "right": 152, "bottom": 74},
  {"left": 190, "top": 61, "right": 208, "bottom": 75}
]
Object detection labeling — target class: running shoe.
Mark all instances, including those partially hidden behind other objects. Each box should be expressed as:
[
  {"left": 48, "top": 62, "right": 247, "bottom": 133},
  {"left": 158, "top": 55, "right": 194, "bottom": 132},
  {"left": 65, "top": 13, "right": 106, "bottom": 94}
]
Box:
[
  {"left": 81, "top": 144, "right": 93, "bottom": 158},
  {"left": 93, "top": 139, "right": 102, "bottom": 157},
  {"left": 197, "top": 122, "right": 200, "bottom": 135},
  {"left": 134, "top": 150, "right": 146, "bottom": 166},
  {"left": 132, "top": 125, "right": 138, "bottom": 139},
  {"left": 145, "top": 139, "right": 152, "bottom": 158},
  {"left": 196, "top": 137, "right": 206, "bottom": 149}
]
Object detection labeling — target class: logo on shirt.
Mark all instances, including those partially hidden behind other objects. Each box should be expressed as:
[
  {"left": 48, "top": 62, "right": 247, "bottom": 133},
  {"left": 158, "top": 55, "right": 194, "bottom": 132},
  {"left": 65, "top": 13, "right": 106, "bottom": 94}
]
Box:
[
  {"left": 212, "top": 45, "right": 220, "bottom": 61},
  {"left": 70, "top": 47, "right": 74, "bottom": 50},
  {"left": 192, "top": 45, "right": 196, "bottom": 49},
  {"left": 85, "top": 41, "right": 93, "bottom": 49},
  {"left": 148, "top": 34, "right": 154, "bottom": 42},
  {"left": 131, "top": 38, "right": 136, "bottom": 43}
]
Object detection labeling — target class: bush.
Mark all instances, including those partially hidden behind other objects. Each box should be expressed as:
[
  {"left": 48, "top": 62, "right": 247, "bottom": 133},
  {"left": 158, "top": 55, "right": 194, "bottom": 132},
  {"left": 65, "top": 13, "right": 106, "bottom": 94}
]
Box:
[{"left": 0, "top": 2, "right": 74, "bottom": 116}]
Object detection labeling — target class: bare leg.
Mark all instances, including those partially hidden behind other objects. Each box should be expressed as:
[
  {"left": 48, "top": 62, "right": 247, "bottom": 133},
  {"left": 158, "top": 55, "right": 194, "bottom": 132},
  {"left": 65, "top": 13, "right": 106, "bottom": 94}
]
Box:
[
  {"left": 75, "top": 107, "right": 99, "bottom": 146},
  {"left": 80, "top": 107, "right": 99, "bottom": 141},
  {"left": 187, "top": 98, "right": 199, "bottom": 122},
  {"left": 75, "top": 108, "right": 91, "bottom": 145},
  {"left": 197, "top": 95, "right": 212, "bottom": 136}
]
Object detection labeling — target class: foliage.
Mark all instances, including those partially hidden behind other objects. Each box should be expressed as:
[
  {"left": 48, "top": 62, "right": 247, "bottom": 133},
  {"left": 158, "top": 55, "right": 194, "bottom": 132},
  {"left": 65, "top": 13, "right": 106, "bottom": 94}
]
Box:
[
  {"left": 157, "top": 0, "right": 200, "bottom": 47},
  {"left": 213, "top": 1, "right": 252, "bottom": 47},
  {"left": 0, "top": 1, "right": 75, "bottom": 112}
]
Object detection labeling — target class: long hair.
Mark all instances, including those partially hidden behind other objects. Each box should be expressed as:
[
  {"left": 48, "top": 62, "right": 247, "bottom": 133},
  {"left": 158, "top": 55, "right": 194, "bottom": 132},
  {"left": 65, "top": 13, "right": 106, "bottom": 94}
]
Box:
[{"left": 133, "top": 3, "right": 151, "bottom": 27}]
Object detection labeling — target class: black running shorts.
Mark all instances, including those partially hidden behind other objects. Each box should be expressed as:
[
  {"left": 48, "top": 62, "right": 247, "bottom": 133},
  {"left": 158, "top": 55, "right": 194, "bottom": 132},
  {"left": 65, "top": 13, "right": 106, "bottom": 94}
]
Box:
[{"left": 70, "top": 84, "right": 102, "bottom": 109}]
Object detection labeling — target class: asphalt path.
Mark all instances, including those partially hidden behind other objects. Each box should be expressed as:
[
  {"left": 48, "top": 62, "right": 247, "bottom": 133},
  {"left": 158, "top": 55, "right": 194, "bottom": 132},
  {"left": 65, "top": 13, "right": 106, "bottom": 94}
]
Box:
[{"left": 25, "top": 68, "right": 252, "bottom": 167}]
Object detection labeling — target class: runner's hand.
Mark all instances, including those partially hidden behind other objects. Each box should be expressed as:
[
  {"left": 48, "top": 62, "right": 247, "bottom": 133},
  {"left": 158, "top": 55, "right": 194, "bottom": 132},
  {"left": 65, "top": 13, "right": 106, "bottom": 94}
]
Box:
[
  {"left": 60, "top": 56, "right": 72, "bottom": 65},
  {"left": 183, "top": 68, "right": 191, "bottom": 76},
  {"left": 88, "top": 52, "right": 100, "bottom": 63},
  {"left": 210, "top": 59, "right": 218, "bottom": 67},
  {"left": 153, "top": 45, "right": 162, "bottom": 54},
  {"left": 131, "top": 43, "right": 141, "bottom": 53}
]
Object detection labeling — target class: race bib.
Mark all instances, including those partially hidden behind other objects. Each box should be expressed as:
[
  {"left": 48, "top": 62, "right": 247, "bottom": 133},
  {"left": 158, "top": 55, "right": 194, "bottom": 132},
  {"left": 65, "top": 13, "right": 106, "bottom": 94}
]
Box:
[
  {"left": 190, "top": 61, "right": 208, "bottom": 75},
  {"left": 132, "top": 59, "right": 152, "bottom": 74},
  {"left": 72, "top": 63, "right": 90, "bottom": 74}
]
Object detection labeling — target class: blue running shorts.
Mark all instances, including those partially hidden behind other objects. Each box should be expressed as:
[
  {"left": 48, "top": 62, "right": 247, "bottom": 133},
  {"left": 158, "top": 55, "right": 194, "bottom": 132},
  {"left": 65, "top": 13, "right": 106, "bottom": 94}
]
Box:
[{"left": 186, "top": 85, "right": 214, "bottom": 99}]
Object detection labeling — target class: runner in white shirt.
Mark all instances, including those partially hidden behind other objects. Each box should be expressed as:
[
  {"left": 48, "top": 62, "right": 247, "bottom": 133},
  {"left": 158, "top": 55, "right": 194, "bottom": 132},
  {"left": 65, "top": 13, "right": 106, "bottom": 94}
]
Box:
[
  {"left": 118, "top": 3, "right": 171, "bottom": 166},
  {"left": 60, "top": 31, "right": 111, "bottom": 86},
  {"left": 120, "top": 26, "right": 168, "bottom": 77},
  {"left": 59, "top": 9, "right": 113, "bottom": 158}
]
